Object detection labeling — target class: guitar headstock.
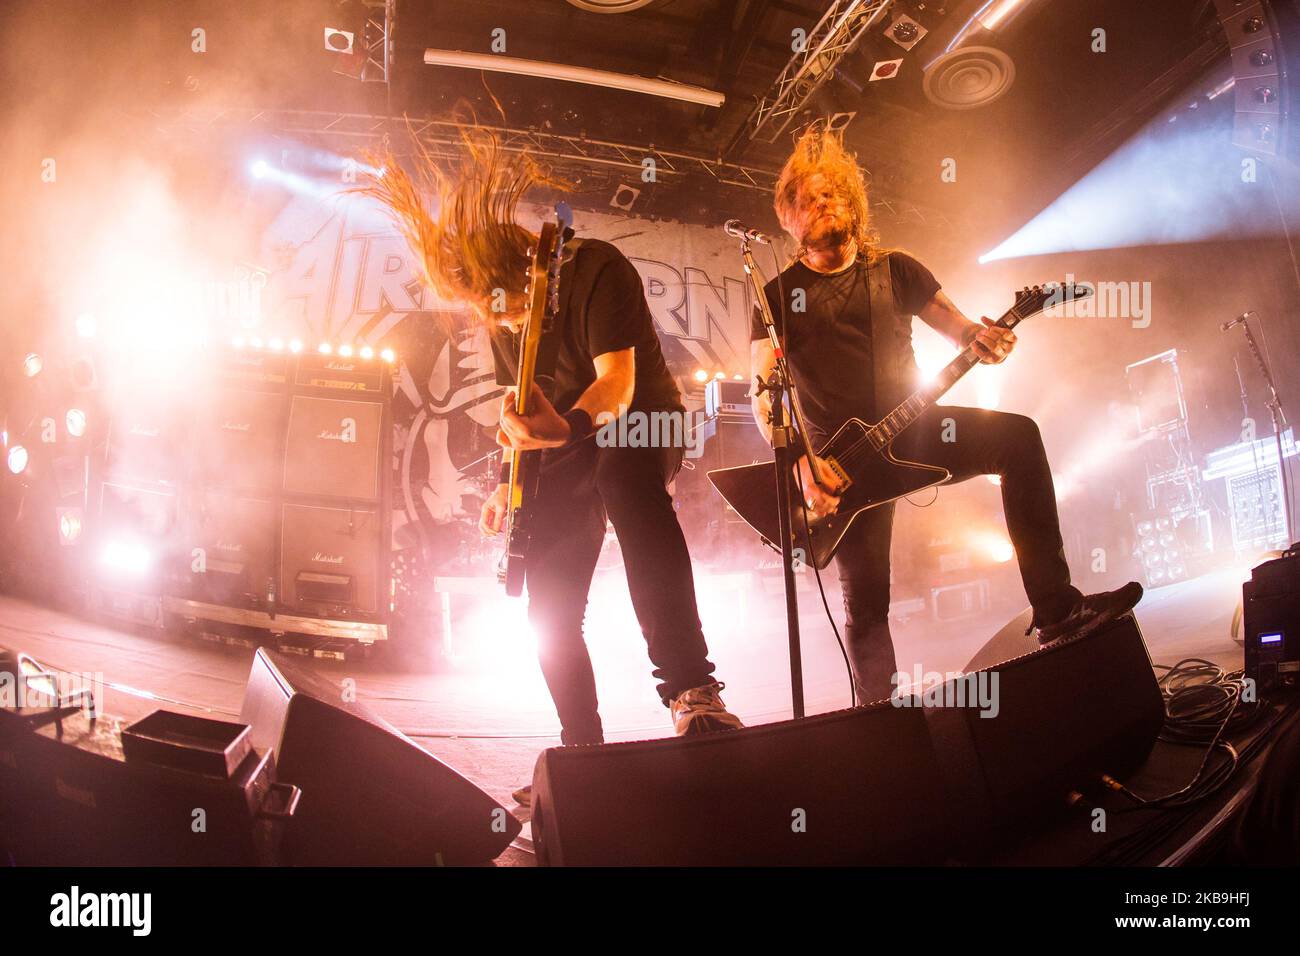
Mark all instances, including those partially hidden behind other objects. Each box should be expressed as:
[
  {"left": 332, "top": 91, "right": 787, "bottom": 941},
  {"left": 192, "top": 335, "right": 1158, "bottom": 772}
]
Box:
[{"left": 1010, "top": 281, "right": 1095, "bottom": 321}]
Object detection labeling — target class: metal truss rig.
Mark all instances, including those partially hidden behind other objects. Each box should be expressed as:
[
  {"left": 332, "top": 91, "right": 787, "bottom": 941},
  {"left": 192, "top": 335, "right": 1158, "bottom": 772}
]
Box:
[
  {"left": 730, "top": 0, "right": 895, "bottom": 153},
  {"left": 360, "top": 0, "right": 395, "bottom": 85},
  {"left": 135, "top": 105, "right": 949, "bottom": 226},
  {"left": 139, "top": 105, "right": 780, "bottom": 192}
]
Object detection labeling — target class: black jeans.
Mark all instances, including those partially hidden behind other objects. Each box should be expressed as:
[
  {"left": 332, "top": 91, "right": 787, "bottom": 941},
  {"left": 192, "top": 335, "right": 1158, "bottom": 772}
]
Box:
[
  {"left": 524, "top": 440, "right": 717, "bottom": 745},
  {"left": 832, "top": 405, "right": 1082, "bottom": 704}
]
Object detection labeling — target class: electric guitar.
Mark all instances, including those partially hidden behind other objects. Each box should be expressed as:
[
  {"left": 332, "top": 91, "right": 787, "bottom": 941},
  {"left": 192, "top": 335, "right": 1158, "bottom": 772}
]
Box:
[
  {"left": 500, "top": 202, "right": 573, "bottom": 596},
  {"left": 707, "top": 283, "right": 1094, "bottom": 570}
]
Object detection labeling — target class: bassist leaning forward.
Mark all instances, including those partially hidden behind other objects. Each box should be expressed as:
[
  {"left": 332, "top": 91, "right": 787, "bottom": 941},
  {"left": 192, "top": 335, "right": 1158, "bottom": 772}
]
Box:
[
  {"left": 750, "top": 127, "right": 1143, "bottom": 705},
  {"left": 361, "top": 128, "right": 742, "bottom": 795}
]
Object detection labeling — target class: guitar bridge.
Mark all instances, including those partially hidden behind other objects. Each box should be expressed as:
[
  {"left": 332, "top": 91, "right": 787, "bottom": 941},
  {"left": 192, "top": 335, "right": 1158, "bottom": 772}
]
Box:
[{"left": 823, "top": 456, "right": 852, "bottom": 490}]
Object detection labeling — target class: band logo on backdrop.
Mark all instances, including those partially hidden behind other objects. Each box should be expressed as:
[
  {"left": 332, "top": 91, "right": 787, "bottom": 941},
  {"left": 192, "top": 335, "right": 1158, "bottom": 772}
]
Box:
[{"left": 255, "top": 198, "right": 753, "bottom": 537}]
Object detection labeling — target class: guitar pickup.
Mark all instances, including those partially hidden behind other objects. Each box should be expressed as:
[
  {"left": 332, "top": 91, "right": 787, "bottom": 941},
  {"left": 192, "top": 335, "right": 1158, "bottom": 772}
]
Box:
[{"left": 823, "top": 456, "right": 852, "bottom": 491}]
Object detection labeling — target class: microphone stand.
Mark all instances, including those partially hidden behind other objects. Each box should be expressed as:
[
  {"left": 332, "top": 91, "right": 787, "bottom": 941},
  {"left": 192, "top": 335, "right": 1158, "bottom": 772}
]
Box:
[
  {"left": 1231, "top": 315, "right": 1296, "bottom": 544},
  {"left": 736, "top": 236, "right": 826, "bottom": 719}
]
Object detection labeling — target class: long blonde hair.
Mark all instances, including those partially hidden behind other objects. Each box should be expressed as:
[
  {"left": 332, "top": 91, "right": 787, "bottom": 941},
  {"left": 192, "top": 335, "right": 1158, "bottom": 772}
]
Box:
[
  {"left": 773, "top": 124, "right": 884, "bottom": 263},
  {"left": 356, "top": 121, "right": 562, "bottom": 315}
]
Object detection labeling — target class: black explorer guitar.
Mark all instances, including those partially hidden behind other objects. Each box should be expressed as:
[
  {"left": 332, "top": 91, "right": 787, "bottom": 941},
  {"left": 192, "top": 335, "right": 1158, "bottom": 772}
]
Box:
[{"left": 707, "top": 283, "right": 1093, "bottom": 570}]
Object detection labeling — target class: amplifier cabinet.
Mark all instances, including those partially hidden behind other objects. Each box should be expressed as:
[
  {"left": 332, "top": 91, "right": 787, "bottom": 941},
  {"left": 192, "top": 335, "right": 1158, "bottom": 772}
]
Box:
[
  {"left": 193, "top": 388, "right": 285, "bottom": 494},
  {"left": 280, "top": 502, "right": 383, "bottom": 616},
  {"left": 174, "top": 491, "right": 277, "bottom": 607},
  {"left": 96, "top": 352, "right": 394, "bottom": 634},
  {"left": 283, "top": 395, "right": 385, "bottom": 501}
]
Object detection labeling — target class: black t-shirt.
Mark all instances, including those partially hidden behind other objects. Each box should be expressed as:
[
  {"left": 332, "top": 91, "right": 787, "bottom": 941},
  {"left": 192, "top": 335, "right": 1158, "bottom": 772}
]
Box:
[
  {"left": 491, "top": 237, "right": 683, "bottom": 414},
  {"left": 751, "top": 250, "right": 940, "bottom": 443}
]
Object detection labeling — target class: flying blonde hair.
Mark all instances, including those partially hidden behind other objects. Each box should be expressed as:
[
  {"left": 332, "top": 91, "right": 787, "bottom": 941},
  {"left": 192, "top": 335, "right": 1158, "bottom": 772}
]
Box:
[
  {"left": 774, "top": 124, "right": 885, "bottom": 264},
  {"left": 356, "top": 119, "right": 563, "bottom": 317}
]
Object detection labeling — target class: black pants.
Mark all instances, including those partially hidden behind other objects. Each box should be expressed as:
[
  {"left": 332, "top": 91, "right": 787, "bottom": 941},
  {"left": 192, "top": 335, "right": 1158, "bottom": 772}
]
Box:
[
  {"left": 524, "top": 440, "right": 717, "bottom": 745},
  {"left": 832, "top": 405, "right": 1082, "bottom": 704}
]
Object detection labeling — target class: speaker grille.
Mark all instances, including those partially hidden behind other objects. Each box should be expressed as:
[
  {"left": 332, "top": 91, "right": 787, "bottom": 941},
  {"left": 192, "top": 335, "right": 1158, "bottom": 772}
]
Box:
[
  {"left": 280, "top": 503, "right": 380, "bottom": 614},
  {"left": 283, "top": 395, "right": 383, "bottom": 500}
]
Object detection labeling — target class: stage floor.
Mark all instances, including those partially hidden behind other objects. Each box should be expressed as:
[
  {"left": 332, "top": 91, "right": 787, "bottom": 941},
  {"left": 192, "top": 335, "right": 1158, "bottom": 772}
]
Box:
[{"left": 0, "top": 564, "right": 1260, "bottom": 866}]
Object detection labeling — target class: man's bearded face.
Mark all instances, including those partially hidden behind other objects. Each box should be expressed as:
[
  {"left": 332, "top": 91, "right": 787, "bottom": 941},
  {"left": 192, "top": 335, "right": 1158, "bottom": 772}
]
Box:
[{"left": 784, "top": 172, "right": 854, "bottom": 250}]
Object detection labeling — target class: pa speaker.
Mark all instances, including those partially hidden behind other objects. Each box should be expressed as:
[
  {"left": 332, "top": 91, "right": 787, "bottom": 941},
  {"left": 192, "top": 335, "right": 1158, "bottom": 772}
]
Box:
[
  {"left": 239, "top": 648, "right": 520, "bottom": 865},
  {"left": 531, "top": 700, "right": 954, "bottom": 866},
  {"left": 531, "top": 612, "right": 1165, "bottom": 865}
]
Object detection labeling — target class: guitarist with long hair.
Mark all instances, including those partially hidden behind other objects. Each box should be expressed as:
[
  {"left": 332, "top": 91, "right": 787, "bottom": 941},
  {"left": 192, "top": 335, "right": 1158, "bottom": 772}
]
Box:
[
  {"left": 363, "top": 129, "right": 742, "bottom": 801},
  {"left": 751, "top": 127, "right": 1143, "bottom": 704}
]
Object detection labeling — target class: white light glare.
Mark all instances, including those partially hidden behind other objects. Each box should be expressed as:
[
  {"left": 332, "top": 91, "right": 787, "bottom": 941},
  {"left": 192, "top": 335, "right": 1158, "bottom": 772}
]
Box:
[
  {"left": 76, "top": 313, "right": 97, "bottom": 338},
  {"left": 66, "top": 409, "right": 86, "bottom": 438},
  {"left": 7, "top": 445, "right": 29, "bottom": 475},
  {"left": 100, "top": 539, "right": 153, "bottom": 575},
  {"left": 23, "top": 353, "right": 42, "bottom": 377}
]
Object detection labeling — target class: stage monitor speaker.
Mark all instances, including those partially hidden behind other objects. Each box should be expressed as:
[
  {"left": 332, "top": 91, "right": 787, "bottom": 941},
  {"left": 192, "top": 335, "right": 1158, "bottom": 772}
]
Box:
[
  {"left": 280, "top": 502, "right": 381, "bottom": 614},
  {"left": 283, "top": 395, "right": 384, "bottom": 500},
  {"left": 950, "top": 612, "right": 1165, "bottom": 821},
  {"left": 531, "top": 613, "right": 1164, "bottom": 866},
  {"left": 531, "top": 700, "right": 955, "bottom": 866},
  {"left": 239, "top": 648, "right": 520, "bottom": 865}
]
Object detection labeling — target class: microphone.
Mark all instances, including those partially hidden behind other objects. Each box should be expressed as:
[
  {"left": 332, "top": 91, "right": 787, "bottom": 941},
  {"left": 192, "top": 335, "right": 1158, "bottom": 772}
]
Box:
[
  {"left": 1221, "top": 310, "right": 1255, "bottom": 332},
  {"left": 724, "top": 219, "right": 775, "bottom": 244}
]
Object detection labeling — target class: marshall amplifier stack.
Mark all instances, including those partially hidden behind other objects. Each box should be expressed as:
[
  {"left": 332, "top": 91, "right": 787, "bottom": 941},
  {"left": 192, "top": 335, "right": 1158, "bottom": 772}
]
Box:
[{"left": 91, "top": 343, "right": 393, "bottom": 646}]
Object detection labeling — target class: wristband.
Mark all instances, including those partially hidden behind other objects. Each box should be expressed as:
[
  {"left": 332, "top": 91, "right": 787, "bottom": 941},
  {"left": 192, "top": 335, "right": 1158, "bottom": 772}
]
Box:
[{"left": 562, "top": 408, "right": 594, "bottom": 445}]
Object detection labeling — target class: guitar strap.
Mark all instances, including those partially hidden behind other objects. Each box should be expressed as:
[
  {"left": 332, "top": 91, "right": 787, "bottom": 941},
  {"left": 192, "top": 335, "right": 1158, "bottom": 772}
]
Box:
[
  {"left": 533, "top": 234, "right": 584, "bottom": 403},
  {"left": 865, "top": 251, "right": 899, "bottom": 420}
]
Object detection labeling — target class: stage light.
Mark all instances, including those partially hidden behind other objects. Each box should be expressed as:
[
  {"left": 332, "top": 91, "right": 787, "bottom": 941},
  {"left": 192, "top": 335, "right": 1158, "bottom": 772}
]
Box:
[
  {"left": 76, "top": 313, "right": 97, "bottom": 338},
  {"left": 338, "top": 344, "right": 354, "bottom": 357},
  {"left": 22, "top": 353, "right": 42, "bottom": 377},
  {"left": 988, "top": 538, "right": 1014, "bottom": 563},
  {"left": 7, "top": 445, "right": 29, "bottom": 475},
  {"left": 319, "top": 343, "right": 333, "bottom": 354},
  {"left": 380, "top": 348, "right": 395, "bottom": 363},
  {"left": 65, "top": 409, "right": 86, "bottom": 438},
  {"left": 251, "top": 159, "right": 271, "bottom": 179},
  {"left": 733, "top": 374, "right": 744, "bottom": 381},
  {"left": 360, "top": 345, "right": 374, "bottom": 360},
  {"left": 250, "top": 337, "right": 263, "bottom": 349},
  {"left": 58, "top": 509, "right": 82, "bottom": 544},
  {"left": 289, "top": 339, "right": 303, "bottom": 353},
  {"left": 232, "top": 336, "right": 246, "bottom": 348},
  {"left": 714, "top": 371, "right": 725, "bottom": 380},
  {"left": 269, "top": 338, "right": 284, "bottom": 351},
  {"left": 100, "top": 539, "right": 152, "bottom": 575},
  {"left": 693, "top": 369, "right": 708, "bottom": 383}
]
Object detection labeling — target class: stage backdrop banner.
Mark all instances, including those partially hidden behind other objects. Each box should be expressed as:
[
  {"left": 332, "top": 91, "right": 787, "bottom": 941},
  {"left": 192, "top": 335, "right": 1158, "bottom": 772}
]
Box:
[{"left": 253, "top": 196, "right": 762, "bottom": 533}]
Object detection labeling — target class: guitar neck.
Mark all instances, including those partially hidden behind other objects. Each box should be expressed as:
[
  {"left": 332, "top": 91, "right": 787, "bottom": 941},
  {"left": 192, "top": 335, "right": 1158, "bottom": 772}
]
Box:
[{"left": 868, "top": 303, "right": 1029, "bottom": 448}]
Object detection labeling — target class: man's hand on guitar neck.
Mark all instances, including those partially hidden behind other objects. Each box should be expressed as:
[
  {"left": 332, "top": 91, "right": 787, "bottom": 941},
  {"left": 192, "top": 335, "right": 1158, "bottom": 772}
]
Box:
[{"left": 497, "top": 384, "right": 573, "bottom": 451}]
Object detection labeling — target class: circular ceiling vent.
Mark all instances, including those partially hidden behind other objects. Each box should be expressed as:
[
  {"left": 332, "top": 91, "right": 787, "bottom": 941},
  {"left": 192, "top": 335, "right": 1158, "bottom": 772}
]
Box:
[
  {"left": 922, "top": 45, "right": 1016, "bottom": 110},
  {"left": 565, "top": 0, "right": 659, "bottom": 12}
]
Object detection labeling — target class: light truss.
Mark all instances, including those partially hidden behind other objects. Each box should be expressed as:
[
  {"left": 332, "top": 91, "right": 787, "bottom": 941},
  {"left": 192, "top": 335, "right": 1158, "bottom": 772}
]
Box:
[
  {"left": 730, "top": 0, "right": 894, "bottom": 152},
  {"left": 360, "top": 0, "right": 395, "bottom": 85},
  {"left": 131, "top": 104, "right": 950, "bottom": 227}
]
